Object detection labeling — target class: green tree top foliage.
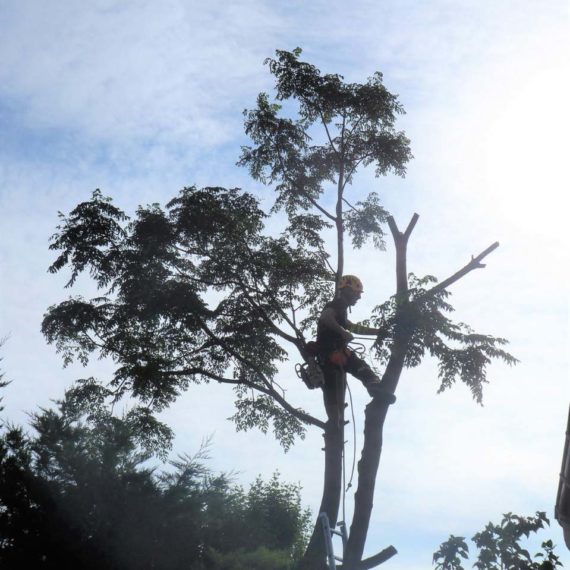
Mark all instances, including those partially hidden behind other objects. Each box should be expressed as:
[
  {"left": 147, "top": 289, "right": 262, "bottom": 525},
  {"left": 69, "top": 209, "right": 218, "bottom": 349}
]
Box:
[
  {"left": 239, "top": 48, "right": 412, "bottom": 267},
  {"left": 433, "top": 512, "right": 563, "bottom": 570}
]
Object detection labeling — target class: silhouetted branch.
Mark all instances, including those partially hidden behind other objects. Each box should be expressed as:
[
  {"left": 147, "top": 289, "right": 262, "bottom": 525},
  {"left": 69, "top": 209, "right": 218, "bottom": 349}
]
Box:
[{"left": 429, "top": 241, "right": 499, "bottom": 295}]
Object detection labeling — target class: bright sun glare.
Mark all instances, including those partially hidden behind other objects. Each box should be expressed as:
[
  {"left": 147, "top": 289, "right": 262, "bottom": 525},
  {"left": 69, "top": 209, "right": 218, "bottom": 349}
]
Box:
[{"left": 482, "top": 64, "right": 569, "bottom": 242}]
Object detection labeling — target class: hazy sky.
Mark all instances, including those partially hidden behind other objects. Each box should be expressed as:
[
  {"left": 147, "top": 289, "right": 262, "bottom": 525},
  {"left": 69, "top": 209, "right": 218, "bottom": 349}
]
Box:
[{"left": 1, "top": 1, "right": 569, "bottom": 568}]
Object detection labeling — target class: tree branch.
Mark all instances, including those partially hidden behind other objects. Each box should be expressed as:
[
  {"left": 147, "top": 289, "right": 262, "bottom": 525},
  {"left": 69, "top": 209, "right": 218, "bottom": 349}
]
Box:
[
  {"left": 342, "top": 197, "right": 359, "bottom": 212},
  {"left": 195, "top": 318, "right": 325, "bottom": 430},
  {"left": 403, "top": 213, "right": 419, "bottom": 240},
  {"left": 341, "top": 153, "right": 371, "bottom": 191},
  {"left": 319, "top": 109, "right": 341, "bottom": 159},
  {"left": 275, "top": 146, "right": 337, "bottom": 222},
  {"left": 335, "top": 114, "right": 347, "bottom": 285},
  {"left": 387, "top": 214, "right": 418, "bottom": 296},
  {"left": 428, "top": 241, "right": 499, "bottom": 295},
  {"left": 236, "top": 241, "right": 307, "bottom": 344},
  {"left": 165, "top": 366, "right": 324, "bottom": 429},
  {"left": 241, "top": 287, "right": 300, "bottom": 346},
  {"left": 338, "top": 545, "right": 398, "bottom": 570}
]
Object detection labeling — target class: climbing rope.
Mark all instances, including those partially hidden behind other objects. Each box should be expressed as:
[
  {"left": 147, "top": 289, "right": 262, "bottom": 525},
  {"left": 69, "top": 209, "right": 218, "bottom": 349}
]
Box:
[
  {"left": 339, "top": 372, "right": 358, "bottom": 535},
  {"left": 345, "top": 378, "right": 357, "bottom": 492}
]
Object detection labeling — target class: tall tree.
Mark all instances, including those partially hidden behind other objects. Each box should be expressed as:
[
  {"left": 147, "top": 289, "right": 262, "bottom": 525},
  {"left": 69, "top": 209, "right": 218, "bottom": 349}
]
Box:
[{"left": 42, "top": 49, "right": 516, "bottom": 569}]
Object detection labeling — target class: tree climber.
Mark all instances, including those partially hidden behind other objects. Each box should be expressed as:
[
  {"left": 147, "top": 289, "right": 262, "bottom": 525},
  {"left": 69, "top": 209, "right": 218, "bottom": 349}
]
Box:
[{"left": 317, "top": 275, "right": 395, "bottom": 423}]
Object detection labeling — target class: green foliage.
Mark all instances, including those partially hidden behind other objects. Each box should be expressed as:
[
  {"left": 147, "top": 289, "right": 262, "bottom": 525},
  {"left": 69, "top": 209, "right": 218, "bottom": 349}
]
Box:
[
  {"left": 230, "top": 388, "right": 306, "bottom": 452},
  {"left": 238, "top": 48, "right": 412, "bottom": 249},
  {"left": 433, "top": 535, "right": 470, "bottom": 570},
  {"left": 0, "top": 356, "right": 8, "bottom": 415},
  {"left": 371, "top": 274, "right": 517, "bottom": 403},
  {"left": 43, "top": 186, "right": 332, "bottom": 446},
  {"left": 433, "top": 512, "right": 563, "bottom": 570},
  {"left": 0, "top": 391, "right": 311, "bottom": 569},
  {"left": 344, "top": 192, "right": 389, "bottom": 250},
  {"left": 207, "top": 546, "right": 294, "bottom": 569},
  {"left": 48, "top": 188, "right": 128, "bottom": 288},
  {"left": 43, "top": 49, "right": 511, "bottom": 457}
]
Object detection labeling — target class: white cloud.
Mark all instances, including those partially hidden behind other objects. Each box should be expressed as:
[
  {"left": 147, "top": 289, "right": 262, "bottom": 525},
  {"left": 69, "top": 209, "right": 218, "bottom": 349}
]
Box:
[{"left": 0, "top": 0, "right": 282, "bottom": 148}]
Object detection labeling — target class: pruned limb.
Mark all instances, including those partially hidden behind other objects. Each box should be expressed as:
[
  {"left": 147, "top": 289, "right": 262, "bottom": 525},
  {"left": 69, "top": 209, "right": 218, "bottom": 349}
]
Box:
[
  {"left": 338, "top": 545, "right": 398, "bottom": 570},
  {"left": 403, "top": 213, "right": 419, "bottom": 240},
  {"left": 428, "top": 241, "right": 499, "bottom": 295},
  {"left": 387, "top": 213, "right": 419, "bottom": 243}
]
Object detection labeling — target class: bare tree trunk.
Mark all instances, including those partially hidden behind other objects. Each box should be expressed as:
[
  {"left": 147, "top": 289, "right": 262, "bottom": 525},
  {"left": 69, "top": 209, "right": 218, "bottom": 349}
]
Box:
[
  {"left": 301, "top": 371, "right": 347, "bottom": 569},
  {"left": 343, "top": 336, "right": 409, "bottom": 568},
  {"left": 342, "top": 214, "right": 417, "bottom": 568},
  {"left": 300, "top": 207, "right": 497, "bottom": 569}
]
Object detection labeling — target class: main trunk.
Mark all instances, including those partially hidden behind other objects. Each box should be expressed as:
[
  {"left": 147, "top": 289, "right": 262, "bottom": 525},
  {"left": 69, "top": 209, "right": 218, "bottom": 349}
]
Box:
[
  {"left": 342, "top": 399, "right": 389, "bottom": 568},
  {"left": 342, "top": 333, "right": 410, "bottom": 568},
  {"left": 342, "top": 215, "right": 416, "bottom": 568},
  {"left": 301, "top": 365, "right": 348, "bottom": 569},
  {"left": 300, "top": 418, "right": 345, "bottom": 569}
]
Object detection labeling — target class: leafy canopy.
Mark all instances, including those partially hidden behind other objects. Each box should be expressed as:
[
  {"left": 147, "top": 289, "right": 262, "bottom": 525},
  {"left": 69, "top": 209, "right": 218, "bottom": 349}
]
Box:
[
  {"left": 43, "top": 186, "right": 331, "bottom": 449},
  {"left": 239, "top": 48, "right": 412, "bottom": 251},
  {"left": 43, "top": 49, "right": 515, "bottom": 457}
]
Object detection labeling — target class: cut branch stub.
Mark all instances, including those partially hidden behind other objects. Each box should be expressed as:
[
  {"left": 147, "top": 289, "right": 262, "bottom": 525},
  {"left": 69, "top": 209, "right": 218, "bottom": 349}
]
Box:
[{"left": 338, "top": 545, "right": 398, "bottom": 570}]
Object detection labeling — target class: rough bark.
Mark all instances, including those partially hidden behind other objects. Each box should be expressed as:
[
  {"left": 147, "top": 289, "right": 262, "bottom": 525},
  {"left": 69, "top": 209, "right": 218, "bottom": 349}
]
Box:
[
  {"left": 301, "top": 374, "right": 346, "bottom": 570},
  {"left": 342, "top": 215, "right": 416, "bottom": 568}
]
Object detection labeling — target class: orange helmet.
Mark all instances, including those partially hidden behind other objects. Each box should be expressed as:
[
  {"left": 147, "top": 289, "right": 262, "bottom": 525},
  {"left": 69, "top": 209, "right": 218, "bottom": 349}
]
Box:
[{"left": 338, "top": 275, "right": 363, "bottom": 293}]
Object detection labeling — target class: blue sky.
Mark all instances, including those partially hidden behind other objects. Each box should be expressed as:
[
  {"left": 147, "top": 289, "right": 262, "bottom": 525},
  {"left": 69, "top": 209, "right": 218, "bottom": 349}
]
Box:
[{"left": 1, "top": 1, "right": 569, "bottom": 568}]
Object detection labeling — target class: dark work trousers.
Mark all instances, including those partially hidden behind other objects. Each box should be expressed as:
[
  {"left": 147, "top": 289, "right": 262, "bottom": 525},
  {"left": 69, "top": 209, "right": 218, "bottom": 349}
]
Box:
[{"left": 321, "top": 351, "right": 380, "bottom": 425}]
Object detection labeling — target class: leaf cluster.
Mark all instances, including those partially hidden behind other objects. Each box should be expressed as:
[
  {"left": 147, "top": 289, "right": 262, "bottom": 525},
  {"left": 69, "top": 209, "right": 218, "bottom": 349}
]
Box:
[
  {"left": 370, "top": 274, "right": 517, "bottom": 403},
  {"left": 433, "top": 512, "right": 563, "bottom": 570},
  {"left": 230, "top": 385, "right": 306, "bottom": 452},
  {"left": 238, "top": 48, "right": 412, "bottom": 250},
  {"left": 43, "top": 187, "right": 332, "bottom": 446}
]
